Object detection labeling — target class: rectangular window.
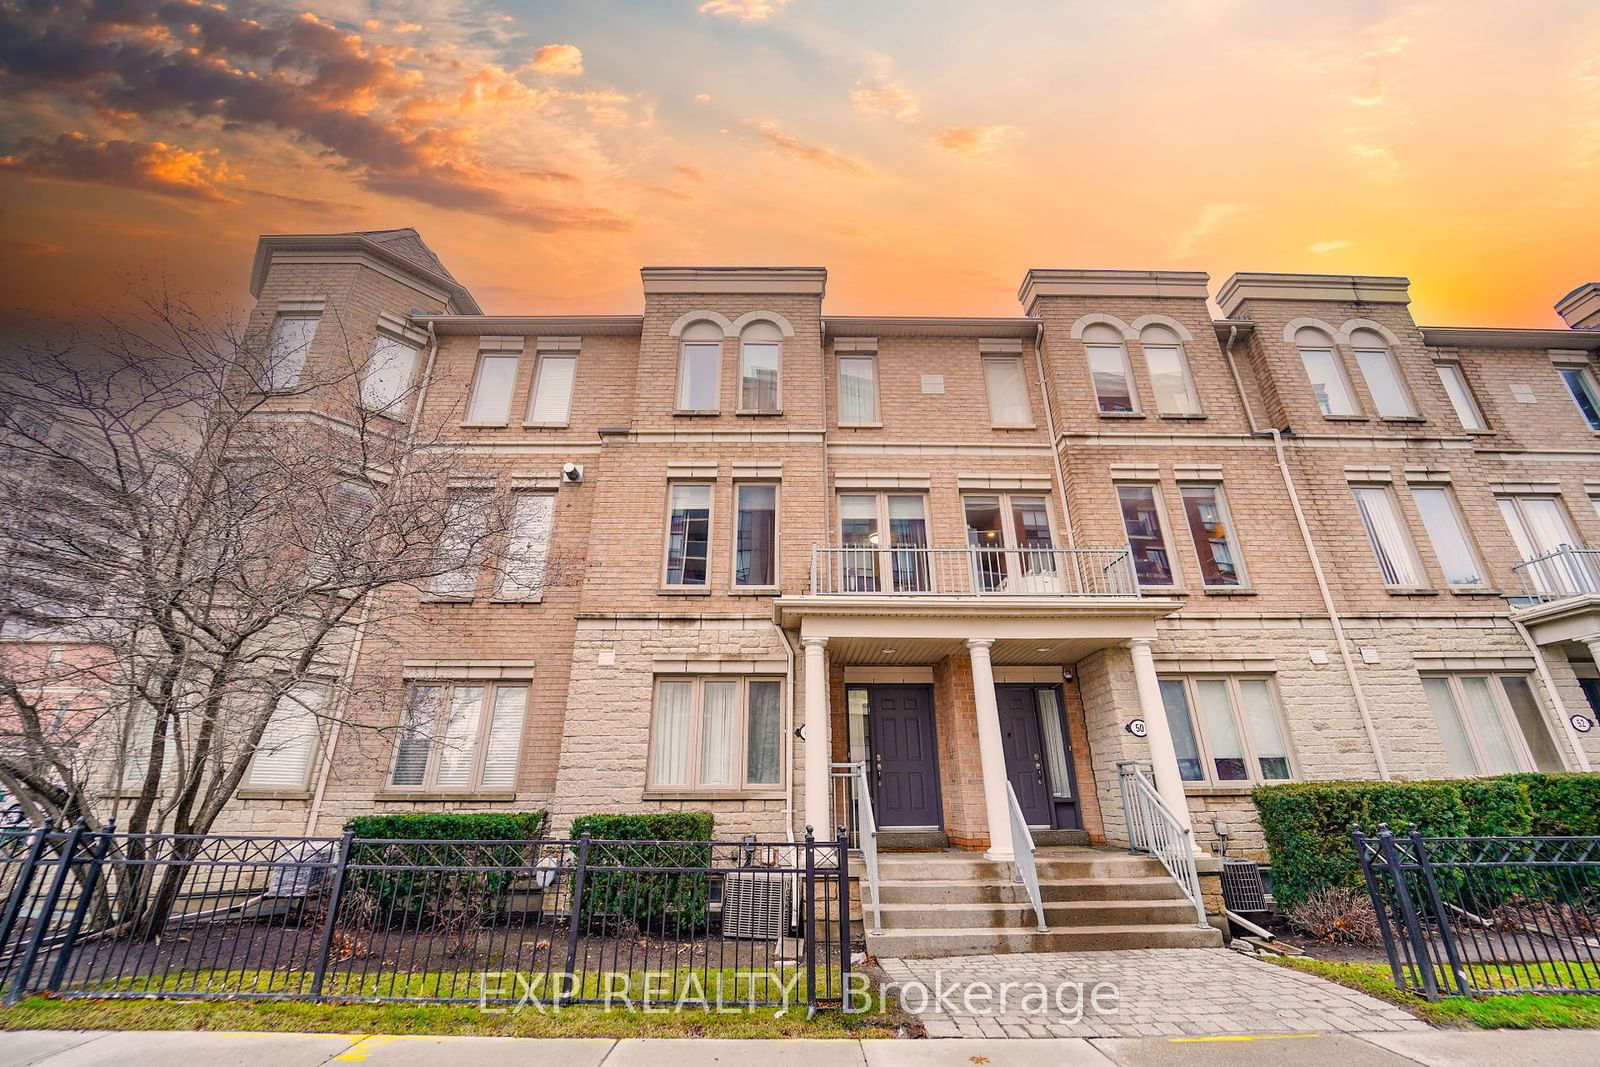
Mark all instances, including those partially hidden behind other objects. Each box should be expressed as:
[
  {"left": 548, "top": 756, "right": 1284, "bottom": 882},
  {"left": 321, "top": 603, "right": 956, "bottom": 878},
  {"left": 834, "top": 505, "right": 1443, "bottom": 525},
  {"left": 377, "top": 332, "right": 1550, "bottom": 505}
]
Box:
[
  {"left": 648, "top": 676, "right": 783, "bottom": 791},
  {"left": 527, "top": 354, "right": 576, "bottom": 425},
  {"left": 740, "top": 343, "right": 781, "bottom": 412},
  {"left": 311, "top": 482, "right": 377, "bottom": 582},
  {"left": 1300, "top": 346, "right": 1359, "bottom": 416},
  {"left": 1158, "top": 675, "right": 1293, "bottom": 786},
  {"left": 389, "top": 681, "right": 527, "bottom": 791},
  {"left": 664, "top": 483, "right": 712, "bottom": 586},
  {"left": 964, "top": 492, "right": 1059, "bottom": 592},
  {"left": 1435, "top": 362, "right": 1487, "bottom": 431},
  {"left": 497, "top": 493, "right": 554, "bottom": 601},
  {"left": 982, "top": 355, "right": 1032, "bottom": 426},
  {"left": 1498, "top": 494, "right": 1592, "bottom": 594},
  {"left": 1354, "top": 347, "right": 1413, "bottom": 417},
  {"left": 430, "top": 492, "right": 491, "bottom": 598},
  {"left": 678, "top": 343, "right": 720, "bottom": 412},
  {"left": 1411, "top": 486, "right": 1485, "bottom": 587},
  {"left": 1087, "top": 344, "right": 1136, "bottom": 413},
  {"left": 1423, "top": 673, "right": 1563, "bottom": 776},
  {"left": 263, "top": 314, "right": 319, "bottom": 391},
  {"left": 245, "top": 683, "right": 325, "bottom": 791},
  {"left": 837, "top": 493, "right": 929, "bottom": 593},
  {"left": 838, "top": 356, "right": 878, "bottom": 424},
  {"left": 1144, "top": 345, "right": 1200, "bottom": 415},
  {"left": 466, "top": 354, "right": 518, "bottom": 424},
  {"left": 1117, "top": 484, "right": 1175, "bottom": 586},
  {"left": 1179, "top": 484, "right": 1244, "bottom": 588},
  {"left": 1560, "top": 366, "right": 1600, "bottom": 431},
  {"left": 360, "top": 333, "right": 420, "bottom": 415},
  {"left": 733, "top": 483, "right": 777, "bottom": 588},
  {"left": 1352, "top": 485, "right": 1423, "bottom": 588}
]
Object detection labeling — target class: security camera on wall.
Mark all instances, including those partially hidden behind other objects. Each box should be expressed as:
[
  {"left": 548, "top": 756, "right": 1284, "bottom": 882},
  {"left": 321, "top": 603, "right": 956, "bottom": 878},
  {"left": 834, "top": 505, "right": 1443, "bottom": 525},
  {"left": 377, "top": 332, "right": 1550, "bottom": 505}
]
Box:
[{"left": 562, "top": 462, "right": 584, "bottom": 485}]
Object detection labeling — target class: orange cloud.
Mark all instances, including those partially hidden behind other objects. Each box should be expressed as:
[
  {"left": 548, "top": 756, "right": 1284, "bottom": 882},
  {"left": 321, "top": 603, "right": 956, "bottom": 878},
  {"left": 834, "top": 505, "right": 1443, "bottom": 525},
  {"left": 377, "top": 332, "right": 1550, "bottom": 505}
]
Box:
[
  {"left": 752, "top": 120, "right": 875, "bottom": 177},
  {"left": 931, "top": 125, "right": 1017, "bottom": 157},
  {"left": 851, "top": 83, "right": 918, "bottom": 122},
  {"left": 699, "top": 0, "right": 793, "bottom": 22},
  {"left": 0, "top": 133, "right": 236, "bottom": 201},
  {"left": 528, "top": 43, "right": 584, "bottom": 77}
]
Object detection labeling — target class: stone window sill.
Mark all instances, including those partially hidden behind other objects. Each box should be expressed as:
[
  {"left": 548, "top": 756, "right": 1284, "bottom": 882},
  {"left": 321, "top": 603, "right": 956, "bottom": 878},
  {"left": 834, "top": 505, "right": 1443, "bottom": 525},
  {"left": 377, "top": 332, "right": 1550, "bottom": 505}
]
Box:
[
  {"left": 237, "top": 789, "right": 312, "bottom": 802},
  {"left": 1384, "top": 586, "right": 1440, "bottom": 597},
  {"left": 838, "top": 421, "right": 883, "bottom": 429},
  {"left": 523, "top": 421, "right": 570, "bottom": 430},
  {"left": 1378, "top": 415, "right": 1427, "bottom": 424},
  {"left": 737, "top": 409, "right": 784, "bottom": 417},
  {"left": 658, "top": 586, "right": 713, "bottom": 596},
  {"left": 1200, "top": 586, "right": 1256, "bottom": 596},
  {"left": 729, "top": 587, "right": 780, "bottom": 597},
  {"left": 673, "top": 409, "right": 720, "bottom": 417},
  {"left": 1098, "top": 411, "right": 1146, "bottom": 419},
  {"left": 378, "top": 791, "right": 518, "bottom": 803},
  {"left": 643, "top": 789, "right": 787, "bottom": 802},
  {"left": 420, "top": 593, "right": 474, "bottom": 604},
  {"left": 1322, "top": 414, "right": 1371, "bottom": 422},
  {"left": 991, "top": 423, "right": 1038, "bottom": 431},
  {"left": 460, "top": 421, "right": 509, "bottom": 430},
  {"left": 1183, "top": 784, "right": 1266, "bottom": 798},
  {"left": 1157, "top": 413, "right": 1208, "bottom": 421},
  {"left": 489, "top": 596, "right": 545, "bottom": 605},
  {"left": 1447, "top": 586, "right": 1502, "bottom": 596}
]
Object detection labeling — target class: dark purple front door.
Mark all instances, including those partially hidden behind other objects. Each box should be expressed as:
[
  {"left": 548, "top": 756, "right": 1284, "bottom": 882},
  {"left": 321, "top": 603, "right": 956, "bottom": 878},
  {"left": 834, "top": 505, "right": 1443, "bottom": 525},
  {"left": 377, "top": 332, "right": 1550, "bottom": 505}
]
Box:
[
  {"left": 997, "top": 686, "right": 1053, "bottom": 827},
  {"left": 868, "top": 686, "right": 942, "bottom": 828}
]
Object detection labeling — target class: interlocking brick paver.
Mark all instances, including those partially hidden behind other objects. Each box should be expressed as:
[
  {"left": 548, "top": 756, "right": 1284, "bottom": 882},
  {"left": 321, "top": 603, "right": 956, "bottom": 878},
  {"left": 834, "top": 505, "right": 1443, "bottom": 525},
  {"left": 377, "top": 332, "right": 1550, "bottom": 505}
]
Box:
[{"left": 880, "top": 948, "right": 1430, "bottom": 1038}]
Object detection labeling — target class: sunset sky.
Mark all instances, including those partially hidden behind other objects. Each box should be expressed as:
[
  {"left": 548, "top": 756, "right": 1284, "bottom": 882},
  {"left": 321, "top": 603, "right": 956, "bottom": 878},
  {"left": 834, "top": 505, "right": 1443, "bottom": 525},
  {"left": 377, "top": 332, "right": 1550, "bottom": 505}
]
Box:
[{"left": 1, "top": 0, "right": 1596, "bottom": 330}]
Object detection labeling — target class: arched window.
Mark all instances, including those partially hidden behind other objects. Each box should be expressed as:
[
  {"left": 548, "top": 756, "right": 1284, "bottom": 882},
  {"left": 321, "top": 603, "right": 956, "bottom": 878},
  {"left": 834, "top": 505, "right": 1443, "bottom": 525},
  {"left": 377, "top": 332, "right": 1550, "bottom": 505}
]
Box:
[
  {"left": 1348, "top": 328, "right": 1413, "bottom": 417},
  {"left": 1083, "top": 323, "right": 1136, "bottom": 413},
  {"left": 1139, "top": 324, "right": 1200, "bottom": 415},
  {"left": 738, "top": 320, "right": 782, "bottom": 413},
  {"left": 677, "top": 320, "right": 723, "bottom": 412},
  {"left": 1295, "top": 326, "right": 1357, "bottom": 416}
]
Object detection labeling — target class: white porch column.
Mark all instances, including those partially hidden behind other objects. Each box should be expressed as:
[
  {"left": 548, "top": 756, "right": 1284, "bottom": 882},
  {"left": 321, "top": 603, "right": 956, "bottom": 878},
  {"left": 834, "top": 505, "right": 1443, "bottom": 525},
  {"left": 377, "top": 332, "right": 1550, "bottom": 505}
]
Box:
[
  {"left": 1583, "top": 634, "right": 1600, "bottom": 678},
  {"left": 801, "top": 636, "right": 831, "bottom": 836},
  {"left": 1128, "top": 637, "right": 1198, "bottom": 846},
  {"left": 967, "top": 638, "right": 1014, "bottom": 862}
]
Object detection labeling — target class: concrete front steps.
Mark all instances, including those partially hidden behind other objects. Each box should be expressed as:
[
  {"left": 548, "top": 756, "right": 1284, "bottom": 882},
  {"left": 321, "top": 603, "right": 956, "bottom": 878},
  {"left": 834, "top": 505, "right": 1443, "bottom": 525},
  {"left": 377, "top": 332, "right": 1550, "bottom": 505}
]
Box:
[{"left": 858, "top": 847, "right": 1224, "bottom": 957}]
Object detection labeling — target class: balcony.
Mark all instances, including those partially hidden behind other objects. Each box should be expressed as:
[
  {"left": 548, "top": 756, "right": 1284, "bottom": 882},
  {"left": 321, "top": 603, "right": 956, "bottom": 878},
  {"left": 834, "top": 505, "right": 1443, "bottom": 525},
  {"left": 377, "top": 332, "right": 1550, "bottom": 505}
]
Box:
[
  {"left": 807, "top": 544, "right": 1140, "bottom": 599},
  {"left": 1511, "top": 546, "right": 1600, "bottom": 602}
]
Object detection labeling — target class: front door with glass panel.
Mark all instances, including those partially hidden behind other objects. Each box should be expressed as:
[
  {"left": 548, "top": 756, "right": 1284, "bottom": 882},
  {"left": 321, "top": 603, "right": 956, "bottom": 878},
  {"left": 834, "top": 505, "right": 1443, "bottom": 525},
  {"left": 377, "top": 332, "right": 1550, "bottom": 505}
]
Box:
[
  {"left": 862, "top": 685, "right": 942, "bottom": 829},
  {"left": 995, "top": 684, "right": 1080, "bottom": 830},
  {"left": 962, "top": 495, "right": 1059, "bottom": 593}
]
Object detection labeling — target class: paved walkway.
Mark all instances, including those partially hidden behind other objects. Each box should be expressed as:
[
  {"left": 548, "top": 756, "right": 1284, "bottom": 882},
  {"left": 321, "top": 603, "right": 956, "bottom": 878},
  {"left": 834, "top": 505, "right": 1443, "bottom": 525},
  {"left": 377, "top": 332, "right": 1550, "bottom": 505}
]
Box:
[
  {"left": 6, "top": 1029, "right": 1600, "bottom": 1066},
  {"left": 876, "top": 948, "right": 1430, "bottom": 1039}
]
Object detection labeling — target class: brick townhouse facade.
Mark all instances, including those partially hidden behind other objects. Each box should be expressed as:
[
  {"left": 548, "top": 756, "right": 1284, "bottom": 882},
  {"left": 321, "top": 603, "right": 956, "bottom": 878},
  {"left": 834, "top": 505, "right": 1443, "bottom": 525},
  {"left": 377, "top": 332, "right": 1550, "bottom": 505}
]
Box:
[{"left": 91, "top": 229, "right": 1600, "bottom": 869}]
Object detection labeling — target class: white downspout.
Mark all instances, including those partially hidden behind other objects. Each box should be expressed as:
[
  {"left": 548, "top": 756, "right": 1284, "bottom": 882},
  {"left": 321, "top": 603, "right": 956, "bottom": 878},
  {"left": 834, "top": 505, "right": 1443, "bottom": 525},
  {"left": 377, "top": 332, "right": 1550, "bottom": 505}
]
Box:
[{"left": 1220, "top": 326, "right": 1389, "bottom": 779}]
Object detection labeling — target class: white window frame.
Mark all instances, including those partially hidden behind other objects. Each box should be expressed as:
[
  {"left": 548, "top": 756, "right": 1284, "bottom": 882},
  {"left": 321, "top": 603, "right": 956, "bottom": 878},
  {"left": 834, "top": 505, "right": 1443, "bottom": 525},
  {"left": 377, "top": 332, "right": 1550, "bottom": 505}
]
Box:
[
  {"left": 1559, "top": 365, "right": 1600, "bottom": 431},
  {"left": 464, "top": 351, "right": 519, "bottom": 426},
  {"left": 675, "top": 324, "right": 723, "bottom": 414},
  {"left": 737, "top": 325, "right": 783, "bottom": 414},
  {"left": 1296, "top": 331, "right": 1361, "bottom": 417},
  {"left": 495, "top": 491, "right": 555, "bottom": 602},
  {"left": 981, "top": 354, "right": 1034, "bottom": 428},
  {"left": 262, "top": 313, "right": 320, "bottom": 392},
  {"left": 1409, "top": 484, "right": 1488, "bottom": 590},
  {"left": 243, "top": 681, "right": 327, "bottom": 793},
  {"left": 837, "top": 491, "right": 931, "bottom": 593},
  {"left": 1176, "top": 482, "right": 1248, "bottom": 589},
  {"left": 387, "top": 680, "right": 528, "bottom": 793},
  {"left": 1349, "top": 333, "right": 1416, "bottom": 418},
  {"left": 1434, "top": 361, "right": 1487, "bottom": 431},
  {"left": 1115, "top": 481, "right": 1182, "bottom": 589},
  {"left": 525, "top": 352, "right": 577, "bottom": 427},
  {"left": 1422, "top": 673, "right": 1564, "bottom": 777},
  {"left": 359, "top": 331, "right": 422, "bottom": 417},
  {"left": 428, "top": 492, "right": 492, "bottom": 600},
  {"left": 1083, "top": 326, "right": 1139, "bottom": 414},
  {"left": 1351, "top": 483, "right": 1427, "bottom": 589},
  {"left": 1138, "top": 328, "right": 1201, "bottom": 416},
  {"left": 731, "top": 481, "right": 780, "bottom": 590},
  {"left": 662, "top": 481, "right": 714, "bottom": 589},
  {"left": 1158, "top": 674, "right": 1295, "bottom": 787},
  {"left": 645, "top": 675, "right": 785, "bottom": 794},
  {"left": 961, "top": 492, "right": 1061, "bottom": 592},
  {"left": 837, "top": 354, "right": 880, "bottom": 425}
]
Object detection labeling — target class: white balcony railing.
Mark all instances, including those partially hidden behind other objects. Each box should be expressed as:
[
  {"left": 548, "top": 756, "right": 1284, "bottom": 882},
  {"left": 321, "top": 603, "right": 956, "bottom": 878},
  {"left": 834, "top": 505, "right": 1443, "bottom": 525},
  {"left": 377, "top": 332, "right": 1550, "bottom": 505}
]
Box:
[
  {"left": 1512, "top": 546, "right": 1600, "bottom": 601},
  {"left": 808, "top": 544, "right": 1140, "bottom": 598}
]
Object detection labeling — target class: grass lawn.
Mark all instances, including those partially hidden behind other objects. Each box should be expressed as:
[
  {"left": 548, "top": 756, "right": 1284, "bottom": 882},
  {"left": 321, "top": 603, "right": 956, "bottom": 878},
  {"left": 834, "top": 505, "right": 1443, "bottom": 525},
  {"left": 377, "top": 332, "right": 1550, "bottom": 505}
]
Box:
[{"left": 1267, "top": 956, "right": 1600, "bottom": 1030}]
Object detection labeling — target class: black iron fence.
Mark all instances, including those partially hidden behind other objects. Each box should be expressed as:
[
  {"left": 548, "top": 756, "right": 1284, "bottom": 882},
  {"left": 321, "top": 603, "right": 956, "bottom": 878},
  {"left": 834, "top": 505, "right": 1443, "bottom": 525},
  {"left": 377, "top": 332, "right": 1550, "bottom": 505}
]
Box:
[
  {"left": 1355, "top": 825, "right": 1600, "bottom": 999},
  {"left": 0, "top": 820, "right": 852, "bottom": 1012}
]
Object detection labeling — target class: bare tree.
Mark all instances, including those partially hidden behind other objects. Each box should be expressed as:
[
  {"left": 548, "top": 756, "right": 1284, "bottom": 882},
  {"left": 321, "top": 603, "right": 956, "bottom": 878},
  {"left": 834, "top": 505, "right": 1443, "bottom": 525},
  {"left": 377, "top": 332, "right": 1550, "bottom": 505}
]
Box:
[{"left": 0, "top": 291, "right": 563, "bottom": 928}]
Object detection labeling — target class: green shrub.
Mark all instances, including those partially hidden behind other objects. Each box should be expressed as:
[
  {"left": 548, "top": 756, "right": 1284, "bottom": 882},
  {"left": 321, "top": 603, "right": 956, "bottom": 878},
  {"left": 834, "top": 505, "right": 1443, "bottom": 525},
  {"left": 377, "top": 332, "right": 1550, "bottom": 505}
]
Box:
[
  {"left": 343, "top": 811, "right": 549, "bottom": 841},
  {"left": 1502, "top": 773, "right": 1600, "bottom": 837},
  {"left": 569, "top": 812, "right": 714, "bottom": 933}
]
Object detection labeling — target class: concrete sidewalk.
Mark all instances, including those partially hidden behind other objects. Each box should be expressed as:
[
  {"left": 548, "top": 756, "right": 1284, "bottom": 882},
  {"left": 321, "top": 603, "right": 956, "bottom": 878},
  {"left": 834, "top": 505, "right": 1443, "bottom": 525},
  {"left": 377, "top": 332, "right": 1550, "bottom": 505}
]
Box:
[{"left": 5, "top": 1029, "right": 1598, "bottom": 1066}]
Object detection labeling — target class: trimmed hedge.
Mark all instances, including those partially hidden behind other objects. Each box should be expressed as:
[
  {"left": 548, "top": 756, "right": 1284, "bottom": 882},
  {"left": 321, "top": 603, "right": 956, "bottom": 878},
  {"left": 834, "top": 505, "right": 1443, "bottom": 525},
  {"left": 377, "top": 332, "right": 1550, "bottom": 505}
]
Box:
[
  {"left": 1252, "top": 776, "right": 1587, "bottom": 912},
  {"left": 343, "top": 811, "right": 550, "bottom": 840},
  {"left": 341, "top": 812, "right": 550, "bottom": 924},
  {"left": 569, "top": 812, "right": 714, "bottom": 932}
]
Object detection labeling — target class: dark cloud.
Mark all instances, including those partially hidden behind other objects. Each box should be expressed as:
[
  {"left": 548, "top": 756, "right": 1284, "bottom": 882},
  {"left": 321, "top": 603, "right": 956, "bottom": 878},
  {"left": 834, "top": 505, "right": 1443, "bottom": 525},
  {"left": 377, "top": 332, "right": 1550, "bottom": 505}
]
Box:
[{"left": 0, "top": 132, "right": 233, "bottom": 200}]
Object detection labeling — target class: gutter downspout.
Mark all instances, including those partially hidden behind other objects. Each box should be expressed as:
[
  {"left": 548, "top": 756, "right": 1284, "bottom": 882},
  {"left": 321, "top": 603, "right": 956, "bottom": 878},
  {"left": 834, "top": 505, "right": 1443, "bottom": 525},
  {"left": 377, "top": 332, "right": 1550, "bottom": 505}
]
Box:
[
  {"left": 1511, "top": 618, "right": 1593, "bottom": 772},
  {"left": 1034, "top": 321, "right": 1077, "bottom": 549},
  {"left": 1220, "top": 326, "right": 1389, "bottom": 779}
]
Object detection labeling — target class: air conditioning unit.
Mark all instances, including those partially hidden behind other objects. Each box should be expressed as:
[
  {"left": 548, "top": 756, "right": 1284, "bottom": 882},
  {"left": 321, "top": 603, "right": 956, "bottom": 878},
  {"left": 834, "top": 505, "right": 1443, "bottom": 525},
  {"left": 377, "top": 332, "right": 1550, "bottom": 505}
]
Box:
[{"left": 722, "top": 870, "right": 790, "bottom": 940}]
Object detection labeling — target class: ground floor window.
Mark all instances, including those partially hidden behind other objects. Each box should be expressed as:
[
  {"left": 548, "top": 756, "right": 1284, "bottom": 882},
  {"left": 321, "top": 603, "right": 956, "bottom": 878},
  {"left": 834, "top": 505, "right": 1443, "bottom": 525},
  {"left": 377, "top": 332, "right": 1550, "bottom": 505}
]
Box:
[
  {"left": 1157, "top": 675, "right": 1292, "bottom": 785},
  {"left": 649, "top": 675, "right": 783, "bottom": 791},
  {"left": 244, "top": 682, "right": 327, "bottom": 791},
  {"left": 390, "top": 681, "right": 527, "bottom": 791},
  {"left": 1422, "top": 673, "right": 1563, "bottom": 775}
]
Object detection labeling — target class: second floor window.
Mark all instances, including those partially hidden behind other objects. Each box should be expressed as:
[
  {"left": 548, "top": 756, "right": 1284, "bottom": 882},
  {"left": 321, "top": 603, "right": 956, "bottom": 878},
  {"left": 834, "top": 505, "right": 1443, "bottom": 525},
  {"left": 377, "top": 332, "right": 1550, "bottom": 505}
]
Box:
[
  {"left": 677, "top": 321, "right": 722, "bottom": 412},
  {"left": 1559, "top": 365, "right": 1600, "bottom": 431},
  {"left": 734, "top": 483, "right": 777, "bottom": 587},
  {"left": 964, "top": 493, "right": 1057, "bottom": 591},
  {"left": 1296, "top": 327, "right": 1358, "bottom": 416},
  {"left": 1350, "top": 329, "right": 1414, "bottom": 417},
  {"left": 498, "top": 492, "right": 554, "bottom": 601},
  {"left": 466, "top": 353, "right": 518, "bottom": 424},
  {"left": 391, "top": 681, "right": 527, "bottom": 791},
  {"left": 983, "top": 355, "right": 1032, "bottom": 426},
  {"left": 360, "top": 333, "right": 421, "bottom": 415},
  {"left": 1084, "top": 323, "right": 1135, "bottom": 413},
  {"left": 1499, "top": 494, "right": 1586, "bottom": 594},
  {"left": 1179, "top": 484, "right": 1244, "bottom": 588},
  {"left": 430, "top": 492, "right": 491, "bottom": 598},
  {"left": 527, "top": 354, "right": 577, "bottom": 425},
  {"left": 839, "top": 493, "right": 928, "bottom": 592},
  {"left": 739, "top": 322, "right": 782, "bottom": 412},
  {"left": 263, "top": 313, "right": 318, "bottom": 391},
  {"left": 1411, "top": 486, "right": 1485, "bottom": 588},
  {"left": 1140, "top": 325, "right": 1200, "bottom": 415},
  {"left": 838, "top": 355, "right": 879, "bottom": 424},
  {"left": 664, "top": 483, "right": 712, "bottom": 586},
  {"left": 1351, "top": 485, "right": 1423, "bottom": 588},
  {"left": 1117, "top": 483, "right": 1176, "bottom": 587}
]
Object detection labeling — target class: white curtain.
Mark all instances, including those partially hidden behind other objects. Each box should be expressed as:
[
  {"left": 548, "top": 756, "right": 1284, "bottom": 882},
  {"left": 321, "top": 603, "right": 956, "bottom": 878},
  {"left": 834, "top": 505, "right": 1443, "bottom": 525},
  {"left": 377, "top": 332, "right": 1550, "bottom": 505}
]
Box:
[
  {"left": 745, "top": 680, "right": 782, "bottom": 785},
  {"left": 1353, "top": 487, "right": 1419, "bottom": 586},
  {"left": 699, "top": 681, "right": 737, "bottom": 785},
  {"left": 499, "top": 494, "right": 554, "bottom": 600},
  {"left": 264, "top": 314, "right": 318, "bottom": 391},
  {"left": 431, "top": 494, "right": 491, "bottom": 596},
  {"left": 650, "top": 681, "right": 693, "bottom": 786},
  {"left": 1035, "top": 689, "right": 1073, "bottom": 799},
  {"left": 1195, "top": 679, "right": 1246, "bottom": 781},
  {"left": 359, "top": 334, "right": 419, "bottom": 413},
  {"left": 1237, "top": 680, "right": 1290, "bottom": 780},
  {"left": 983, "top": 356, "right": 1031, "bottom": 425},
  {"left": 1422, "top": 677, "right": 1479, "bottom": 775},
  {"left": 529, "top": 355, "right": 576, "bottom": 423},
  {"left": 433, "top": 686, "right": 484, "bottom": 787},
  {"left": 838, "top": 357, "right": 876, "bottom": 423},
  {"left": 1413, "top": 488, "right": 1482, "bottom": 586},
  {"left": 1459, "top": 676, "right": 1520, "bottom": 775},
  {"left": 479, "top": 686, "right": 527, "bottom": 788}
]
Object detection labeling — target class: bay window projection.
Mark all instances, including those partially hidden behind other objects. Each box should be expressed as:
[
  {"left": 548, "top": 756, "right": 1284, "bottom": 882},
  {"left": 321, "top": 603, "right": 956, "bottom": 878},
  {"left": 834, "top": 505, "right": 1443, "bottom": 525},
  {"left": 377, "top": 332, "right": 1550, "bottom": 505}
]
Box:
[
  {"left": 429, "top": 492, "right": 491, "bottom": 598},
  {"left": 838, "top": 355, "right": 878, "bottom": 424},
  {"left": 664, "top": 483, "right": 712, "bottom": 587},
  {"left": 676, "top": 321, "right": 722, "bottom": 412},
  {"left": 1411, "top": 486, "right": 1485, "bottom": 587},
  {"left": 1351, "top": 485, "right": 1423, "bottom": 588},
  {"left": 648, "top": 676, "right": 783, "bottom": 790},
  {"left": 1140, "top": 325, "right": 1200, "bottom": 415},
  {"left": 739, "top": 321, "right": 782, "bottom": 412},
  {"left": 1116, "top": 483, "right": 1176, "bottom": 587},
  {"left": 1350, "top": 329, "right": 1414, "bottom": 417},
  {"left": 390, "top": 681, "right": 527, "bottom": 791},
  {"left": 1423, "top": 673, "right": 1563, "bottom": 776},
  {"left": 526, "top": 354, "right": 577, "bottom": 425},
  {"left": 466, "top": 353, "right": 519, "bottom": 424},
  {"left": 1159, "top": 676, "right": 1293, "bottom": 785},
  {"left": 1178, "top": 484, "right": 1244, "bottom": 588},
  {"left": 1083, "top": 324, "right": 1136, "bottom": 413},
  {"left": 1435, "top": 362, "right": 1487, "bottom": 431},
  {"left": 497, "top": 493, "right": 554, "bottom": 600},
  {"left": 1296, "top": 327, "right": 1358, "bottom": 416},
  {"left": 982, "top": 354, "right": 1033, "bottom": 426},
  {"left": 839, "top": 493, "right": 928, "bottom": 592},
  {"left": 359, "top": 332, "right": 421, "bottom": 415},
  {"left": 262, "top": 314, "right": 319, "bottom": 391},
  {"left": 733, "top": 483, "right": 778, "bottom": 587},
  {"left": 1560, "top": 365, "right": 1600, "bottom": 431},
  {"left": 244, "top": 683, "right": 325, "bottom": 790}
]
